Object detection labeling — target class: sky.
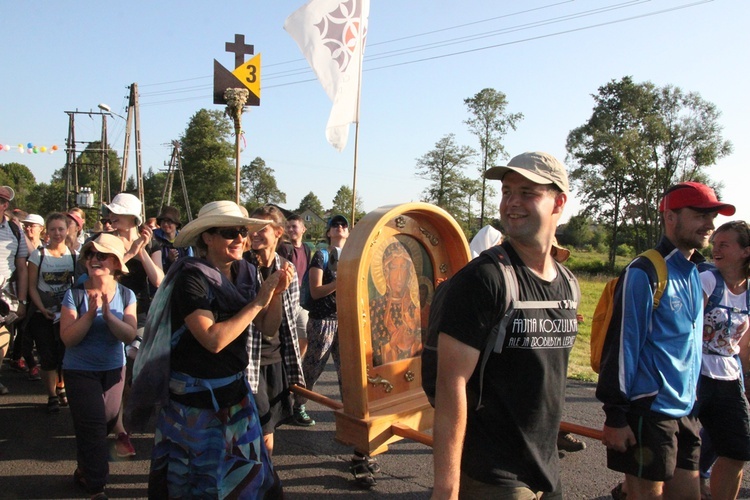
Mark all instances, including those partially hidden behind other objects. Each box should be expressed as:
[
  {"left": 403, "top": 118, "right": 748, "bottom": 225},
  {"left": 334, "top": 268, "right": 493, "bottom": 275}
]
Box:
[{"left": 1, "top": 0, "right": 748, "bottom": 225}]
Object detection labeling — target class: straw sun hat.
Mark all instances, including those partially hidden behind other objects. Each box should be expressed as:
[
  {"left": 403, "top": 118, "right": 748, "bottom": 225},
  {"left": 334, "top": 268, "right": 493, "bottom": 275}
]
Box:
[
  {"left": 173, "top": 201, "right": 269, "bottom": 248},
  {"left": 81, "top": 233, "right": 130, "bottom": 273}
]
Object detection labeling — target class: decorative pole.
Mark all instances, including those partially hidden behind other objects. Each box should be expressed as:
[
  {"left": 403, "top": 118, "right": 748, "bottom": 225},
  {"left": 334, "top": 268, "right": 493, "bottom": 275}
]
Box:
[{"left": 224, "top": 88, "right": 249, "bottom": 205}]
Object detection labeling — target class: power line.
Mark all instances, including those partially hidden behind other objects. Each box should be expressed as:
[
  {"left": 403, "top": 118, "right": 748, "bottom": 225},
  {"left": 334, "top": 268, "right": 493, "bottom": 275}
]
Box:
[{"left": 138, "top": 0, "right": 712, "bottom": 107}]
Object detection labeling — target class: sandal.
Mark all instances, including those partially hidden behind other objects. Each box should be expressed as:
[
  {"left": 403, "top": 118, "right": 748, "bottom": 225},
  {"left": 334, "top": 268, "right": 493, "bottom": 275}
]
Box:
[
  {"left": 56, "top": 387, "right": 68, "bottom": 406},
  {"left": 47, "top": 396, "right": 60, "bottom": 414},
  {"left": 349, "top": 453, "right": 379, "bottom": 488}
]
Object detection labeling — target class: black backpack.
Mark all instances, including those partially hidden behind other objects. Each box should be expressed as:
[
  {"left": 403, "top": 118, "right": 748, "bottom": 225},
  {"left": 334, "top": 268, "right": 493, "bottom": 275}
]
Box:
[{"left": 421, "top": 245, "right": 579, "bottom": 409}]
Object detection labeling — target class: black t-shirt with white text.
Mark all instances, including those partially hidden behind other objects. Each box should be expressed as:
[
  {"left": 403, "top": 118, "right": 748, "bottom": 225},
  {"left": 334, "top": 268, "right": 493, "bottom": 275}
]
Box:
[{"left": 437, "top": 242, "right": 578, "bottom": 492}]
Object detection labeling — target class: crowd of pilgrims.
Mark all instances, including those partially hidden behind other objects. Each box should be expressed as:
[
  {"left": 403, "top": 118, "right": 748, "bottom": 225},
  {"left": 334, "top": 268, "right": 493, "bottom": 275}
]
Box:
[{"left": 0, "top": 193, "right": 352, "bottom": 499}]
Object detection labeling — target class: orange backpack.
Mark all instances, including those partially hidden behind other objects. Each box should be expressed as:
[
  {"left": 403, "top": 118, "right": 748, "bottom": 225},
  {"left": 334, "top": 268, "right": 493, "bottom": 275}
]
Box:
[{"left": 590, "top": 249, "right": 667, "bottom": 374}]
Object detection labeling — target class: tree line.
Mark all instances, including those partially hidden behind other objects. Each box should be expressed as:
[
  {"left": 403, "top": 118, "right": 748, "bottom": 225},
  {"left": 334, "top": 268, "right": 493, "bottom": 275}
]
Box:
[
  {"left": 1, "top": 76, "right": 731, "bottom": 261},
  {"left": 417, "top": 78, "right": 730, "bottom": 268}
]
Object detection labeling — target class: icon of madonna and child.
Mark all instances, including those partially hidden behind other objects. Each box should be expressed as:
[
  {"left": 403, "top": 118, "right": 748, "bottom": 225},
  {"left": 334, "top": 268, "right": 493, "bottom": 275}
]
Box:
[{"left": 369, "top": 235, "right": 434, "bottom": 367}]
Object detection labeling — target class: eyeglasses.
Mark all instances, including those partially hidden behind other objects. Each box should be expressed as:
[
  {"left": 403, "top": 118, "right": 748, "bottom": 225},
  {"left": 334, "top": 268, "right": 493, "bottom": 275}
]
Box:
[
  {"left": 86, "top": 251, "right": 113, "bottom": 262},
  {"left": 330, "top": 222, "right": 348, "bottom": 229},
  {"left": 210, "top": 227, "right": 249, "bottom": 239},
  {"left": 23, "top": 224, "right": 40, "bottom": 229}
]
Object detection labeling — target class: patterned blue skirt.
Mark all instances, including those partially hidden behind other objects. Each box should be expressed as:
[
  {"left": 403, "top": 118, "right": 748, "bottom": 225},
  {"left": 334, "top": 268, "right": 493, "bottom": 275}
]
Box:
[{"left": 149, "top": 394, "right": 281, "bottom": 499}]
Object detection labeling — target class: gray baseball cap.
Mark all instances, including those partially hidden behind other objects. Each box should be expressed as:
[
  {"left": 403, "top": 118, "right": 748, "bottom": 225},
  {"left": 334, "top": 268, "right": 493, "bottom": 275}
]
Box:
[{"left": 485, "top": 151, "right": 569, "bottom": 193}]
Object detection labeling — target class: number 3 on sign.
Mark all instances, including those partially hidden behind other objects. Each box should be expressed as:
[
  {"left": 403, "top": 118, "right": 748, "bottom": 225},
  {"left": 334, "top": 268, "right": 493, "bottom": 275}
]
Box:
[{"left": 232, "top": 53, "right": 261, "bottom": 101}]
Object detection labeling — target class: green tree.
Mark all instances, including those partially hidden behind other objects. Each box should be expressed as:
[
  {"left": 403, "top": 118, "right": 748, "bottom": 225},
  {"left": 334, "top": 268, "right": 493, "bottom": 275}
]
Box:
[
  {"left": 241, "top": 157, "right": 286, "bottom": 208},
  {"left": 296, "top": 191, "right": 324, "bottom": 215},
  {"left": 180, "top": 109, "right": 235, "bottom": 214},
  {"left": 416, "top": 134, "right": 476, "bottom": 219},
  {"left": 0, "top": 162, "right": 37, "bottom": 211},
  {"left": 330, "top": 185, "right": 365, "bottom": 221},
  {"left": 566, "top": 76, "right": 731, "bottom": 269},
  {"left": 560, "top": 213, "right": 595, "bottom": 248},
  {"left": 464, "top": 88, "right": 523, "bottom": 227}
]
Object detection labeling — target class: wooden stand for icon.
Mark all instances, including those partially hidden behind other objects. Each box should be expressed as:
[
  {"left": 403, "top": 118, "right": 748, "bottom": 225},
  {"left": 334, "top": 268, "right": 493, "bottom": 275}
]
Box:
[{"left": 334, "top": 202, "right": 470, "bottom": 455}]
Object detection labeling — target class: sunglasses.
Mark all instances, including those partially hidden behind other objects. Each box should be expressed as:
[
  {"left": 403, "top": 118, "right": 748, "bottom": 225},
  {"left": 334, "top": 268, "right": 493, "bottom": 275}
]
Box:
[
  {"left": 330, "top": 222, "right": 348, "bottom": 229},
  {"left": 100, "top": 219, "right": 111, "bottom": 225},
  {"left": 210, "top": 227, "right": 249, "bottom": 239},
  {"left": 86, "top": 251, "right": 113, "bottom": 262}
]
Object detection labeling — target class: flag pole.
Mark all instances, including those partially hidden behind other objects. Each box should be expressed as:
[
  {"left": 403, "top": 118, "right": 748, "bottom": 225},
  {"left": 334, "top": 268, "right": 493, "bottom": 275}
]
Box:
[{"left": 350, "top": 15, "right": 366, "bottom": 225}]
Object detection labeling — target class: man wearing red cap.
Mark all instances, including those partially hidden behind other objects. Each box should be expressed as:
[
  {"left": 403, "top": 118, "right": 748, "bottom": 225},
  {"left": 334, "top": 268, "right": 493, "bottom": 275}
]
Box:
[{"left": 597, "top": 182, "right": 735, "bottom": 499}]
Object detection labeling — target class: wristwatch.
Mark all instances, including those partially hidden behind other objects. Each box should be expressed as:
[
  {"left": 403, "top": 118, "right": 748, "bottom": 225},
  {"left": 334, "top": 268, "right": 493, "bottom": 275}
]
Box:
[{"left": 19, "top": 300, "right": 27, "bottom": 305}]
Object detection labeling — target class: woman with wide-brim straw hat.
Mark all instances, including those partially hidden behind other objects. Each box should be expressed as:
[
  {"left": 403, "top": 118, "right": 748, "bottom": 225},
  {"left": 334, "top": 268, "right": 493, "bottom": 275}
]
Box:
[
  {"left": 59, "top": 233, "right": 137, "bottom": 499},
  {"left": 127, "top": 200, "right": 291, "bottom": 499}
]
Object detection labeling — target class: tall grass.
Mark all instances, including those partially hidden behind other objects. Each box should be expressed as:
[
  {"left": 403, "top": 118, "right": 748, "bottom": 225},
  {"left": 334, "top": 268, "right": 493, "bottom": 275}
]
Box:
[{"left": 564, "top": 250, "right": 626, "bottom": 382}]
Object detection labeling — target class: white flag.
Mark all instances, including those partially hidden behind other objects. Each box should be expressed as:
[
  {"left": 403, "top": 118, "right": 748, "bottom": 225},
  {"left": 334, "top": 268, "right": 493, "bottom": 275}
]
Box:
[{"left": 285, "top": 0, "right": 369, "bottom": 152}]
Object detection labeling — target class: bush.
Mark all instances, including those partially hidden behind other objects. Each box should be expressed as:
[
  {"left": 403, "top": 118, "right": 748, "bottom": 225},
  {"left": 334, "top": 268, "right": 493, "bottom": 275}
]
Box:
[
  {"left": 616, "top": 244, "right": 634, "bottom": 257},
  {"left": 567, "top": 258, "right": 609, "bottom": 275}
]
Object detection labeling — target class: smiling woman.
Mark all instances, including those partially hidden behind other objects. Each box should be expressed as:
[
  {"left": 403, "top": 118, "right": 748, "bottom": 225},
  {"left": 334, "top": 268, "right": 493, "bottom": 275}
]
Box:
[{"left": 128, "top": 200, "right": 290, "bottom": 499}]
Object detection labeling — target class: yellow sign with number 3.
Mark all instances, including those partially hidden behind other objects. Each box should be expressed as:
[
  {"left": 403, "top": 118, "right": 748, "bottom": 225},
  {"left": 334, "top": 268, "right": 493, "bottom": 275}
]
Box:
[{"left": 232, "top": 53, "right": 261, "bottom": 101}]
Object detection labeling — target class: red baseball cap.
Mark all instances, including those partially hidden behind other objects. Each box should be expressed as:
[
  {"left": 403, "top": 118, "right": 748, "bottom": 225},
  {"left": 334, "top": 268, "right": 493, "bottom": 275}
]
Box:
[
  {"left": 659, "top": 182, "right": 735, "bottom": 216},
  {"left": 66, "top": 212, "right": 85, "bottom": 229}
]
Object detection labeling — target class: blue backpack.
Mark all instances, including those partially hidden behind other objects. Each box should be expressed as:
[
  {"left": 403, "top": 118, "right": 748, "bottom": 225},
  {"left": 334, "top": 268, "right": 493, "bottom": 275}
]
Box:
[{"left": 299, "top": 248, "right": 329, "bottom": 311}]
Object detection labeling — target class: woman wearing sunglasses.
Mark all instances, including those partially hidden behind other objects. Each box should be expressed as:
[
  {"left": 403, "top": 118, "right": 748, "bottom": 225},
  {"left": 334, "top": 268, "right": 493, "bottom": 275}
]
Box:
[
  {"left": 128, "top": 200, "right": 291, "bottom": 499},
  {"left": 59, "top": 233, "right": 137, "bottom": 500},
  {"left": 245, "top": 205, "right": 306, "bottom": 457},
  {"left": 696, "top": 221, "right": 750, "bottom": 500}
]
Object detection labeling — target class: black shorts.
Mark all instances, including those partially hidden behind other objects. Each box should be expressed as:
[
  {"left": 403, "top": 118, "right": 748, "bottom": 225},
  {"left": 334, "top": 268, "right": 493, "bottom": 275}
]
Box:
[
  {"left": 255, "top": 361, "right": 293, "bottom": 435},
  {"left": 606, "top": 411, "right": 700, "bottom": 481},
  {"left": 696, "top": 375, "right": 750, "bottom": 461},
  {"left": 27, "top": 312, "right": 64, "bottom": 371}
]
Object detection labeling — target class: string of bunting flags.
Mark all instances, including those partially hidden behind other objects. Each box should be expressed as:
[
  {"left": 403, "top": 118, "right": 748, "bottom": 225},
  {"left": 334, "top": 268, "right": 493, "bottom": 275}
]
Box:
[{"left": 0, "top": 143, "right": 60, "bottom": 154}]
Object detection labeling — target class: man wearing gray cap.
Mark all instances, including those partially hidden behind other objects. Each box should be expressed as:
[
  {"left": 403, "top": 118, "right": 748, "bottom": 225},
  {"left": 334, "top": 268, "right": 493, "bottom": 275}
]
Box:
[
  {"left": 0, "top": 186, "right": 29, "bottom": 395},
  {"left": 431, "top": 152, "right": 579, "bottom": 498}
]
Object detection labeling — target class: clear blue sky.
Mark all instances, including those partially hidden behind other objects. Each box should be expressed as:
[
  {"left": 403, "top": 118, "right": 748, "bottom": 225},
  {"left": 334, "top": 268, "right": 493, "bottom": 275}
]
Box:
[{"left": 2, "top": 0, "right": 748, "bottom": 225}]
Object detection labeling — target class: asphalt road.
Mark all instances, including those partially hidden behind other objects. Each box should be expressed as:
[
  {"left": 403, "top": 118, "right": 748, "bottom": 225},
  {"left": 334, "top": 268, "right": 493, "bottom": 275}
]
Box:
[{"left": 1, "top": 359, "right": 749, "bottom": 499}]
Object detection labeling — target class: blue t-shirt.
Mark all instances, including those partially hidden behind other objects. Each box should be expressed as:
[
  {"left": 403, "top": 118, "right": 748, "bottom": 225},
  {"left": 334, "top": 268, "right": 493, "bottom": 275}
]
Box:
[{"left": 61, "top": 284, "right": 137, "bottom": 371}]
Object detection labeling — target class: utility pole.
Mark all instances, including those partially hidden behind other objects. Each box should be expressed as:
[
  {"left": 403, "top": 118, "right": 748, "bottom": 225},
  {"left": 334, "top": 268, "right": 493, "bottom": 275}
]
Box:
[
  {"left": 64, "top": 113, "right": 76, "bottom": 211},
  {"left": 121, "top": 83, "right": 145, "bottom": 221},
  {"left": 64, "top": 109, "right": 112, "bottom": 210},
  {"left": 99, "top": 112, "right": 109, "bottom": 206},
  {"left": 160, "top": 141, "right": 192, "bottom": 222}
]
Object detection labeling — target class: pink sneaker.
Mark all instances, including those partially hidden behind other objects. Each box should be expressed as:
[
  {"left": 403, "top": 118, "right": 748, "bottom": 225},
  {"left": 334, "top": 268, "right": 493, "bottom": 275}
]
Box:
[
  {"left": 28, "top": 366, "right": 41, "bottom": 381},
  {"left": 115, "top": 432, "right": 135, "bottom": 458}
]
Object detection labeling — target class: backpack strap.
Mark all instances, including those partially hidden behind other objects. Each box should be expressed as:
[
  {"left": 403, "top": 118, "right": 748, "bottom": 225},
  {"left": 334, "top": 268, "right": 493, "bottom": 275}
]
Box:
[
  {"left": 8, "top": 219, "right": 21, "bottom": 258},
  {"left": 475, "top": 245, "right": 518, "bottom": 410},
  {"left": 475, "top": 245, "right": 579, "bottom": 410},
  {"left": 639, "top": 249, "right": 668, "bottom": 309}
]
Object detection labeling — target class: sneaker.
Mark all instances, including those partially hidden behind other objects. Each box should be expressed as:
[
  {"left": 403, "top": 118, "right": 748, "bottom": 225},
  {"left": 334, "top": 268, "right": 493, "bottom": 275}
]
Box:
[
  {"left": 0, "top": 382, "right": 8, "bottom": 395},
  {"left": 47, "top": 396, "right": 60, "bottom": 414},
  {"left": 28, "top": 366, "right": 41, "bottom": 381},
  {"left": 290, "top": 405, "right": 316, "bottom": 427},
  {"left": 115, "top": 432, "right": 136, "bottom": 458},
  {"left": 9, "top": 359, "right": 28, "bottom": 372},
  {"left": 557, "top": 432, "right": 586, "bottom": 452}
]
